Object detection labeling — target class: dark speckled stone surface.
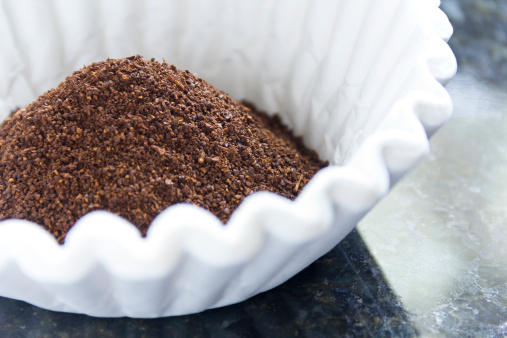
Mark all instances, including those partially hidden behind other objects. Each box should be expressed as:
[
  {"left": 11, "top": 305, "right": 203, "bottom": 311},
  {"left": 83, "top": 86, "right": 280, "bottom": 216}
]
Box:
[
  {"left": 0, "top": 230, "right": 416, "bottom": 337},
  {"left": 441, "top": 0, "right": 507, "bottom": 85}
]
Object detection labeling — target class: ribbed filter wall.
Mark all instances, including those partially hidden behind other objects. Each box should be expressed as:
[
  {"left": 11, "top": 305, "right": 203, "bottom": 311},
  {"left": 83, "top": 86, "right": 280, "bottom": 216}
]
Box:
[{"left": 0, "top": 0, "right": 441, "bottom": 164}]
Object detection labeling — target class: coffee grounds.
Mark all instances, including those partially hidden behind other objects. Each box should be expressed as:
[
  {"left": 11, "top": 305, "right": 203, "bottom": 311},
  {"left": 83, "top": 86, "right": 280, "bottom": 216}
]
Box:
[{"left": 0, "top": 55, "right": 326, "bottom": 243}]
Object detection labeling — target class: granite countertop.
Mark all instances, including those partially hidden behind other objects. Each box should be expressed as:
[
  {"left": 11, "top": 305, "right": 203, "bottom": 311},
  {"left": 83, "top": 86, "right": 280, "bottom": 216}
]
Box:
[
  {"left": 1, "top": 0, "right": 506, "bottom": 336},
  {"left": 358, "top": 0, "right": 507, "bottom": 336},
  {"left": 359, "top": 75, "right": 507, "bottom": 337},
  {"left": 441, "top": 0, "right": 507, "bottom": 85}
]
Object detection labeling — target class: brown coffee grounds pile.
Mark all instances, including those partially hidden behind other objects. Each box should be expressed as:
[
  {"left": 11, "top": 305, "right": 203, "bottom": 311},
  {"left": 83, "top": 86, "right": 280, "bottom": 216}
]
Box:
[{"left": 0, "top": 55, "right": 326, "bottom": 243}]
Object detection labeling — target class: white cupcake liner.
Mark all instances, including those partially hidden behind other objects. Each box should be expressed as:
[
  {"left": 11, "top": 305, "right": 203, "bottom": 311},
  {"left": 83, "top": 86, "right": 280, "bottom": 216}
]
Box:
[{"left": 0, "top": 0, "right": 456, "bottom": 317}]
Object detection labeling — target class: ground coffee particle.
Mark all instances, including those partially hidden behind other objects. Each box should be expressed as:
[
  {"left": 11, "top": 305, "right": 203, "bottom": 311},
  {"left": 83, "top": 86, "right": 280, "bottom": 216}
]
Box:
[{"left": 0, "top": 55, "right": 327, "bottom": 243}]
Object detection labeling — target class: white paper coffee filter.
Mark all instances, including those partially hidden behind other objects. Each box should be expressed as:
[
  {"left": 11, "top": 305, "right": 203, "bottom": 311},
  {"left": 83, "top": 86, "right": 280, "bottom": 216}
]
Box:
[{"left": 0, "top": 0, "right": 456, "bottom": 317}]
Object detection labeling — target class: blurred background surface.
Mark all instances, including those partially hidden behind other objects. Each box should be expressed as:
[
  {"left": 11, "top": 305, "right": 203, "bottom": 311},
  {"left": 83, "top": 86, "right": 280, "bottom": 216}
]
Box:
[{"left": 358, "top": 0, "right": 507, "bottom": 336}]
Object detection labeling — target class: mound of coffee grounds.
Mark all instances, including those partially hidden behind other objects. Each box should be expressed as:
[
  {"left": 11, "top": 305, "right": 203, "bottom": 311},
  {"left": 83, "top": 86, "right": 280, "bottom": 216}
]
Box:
[{"left": 0, "top": 55, "right": 326, "bottom": 243}]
